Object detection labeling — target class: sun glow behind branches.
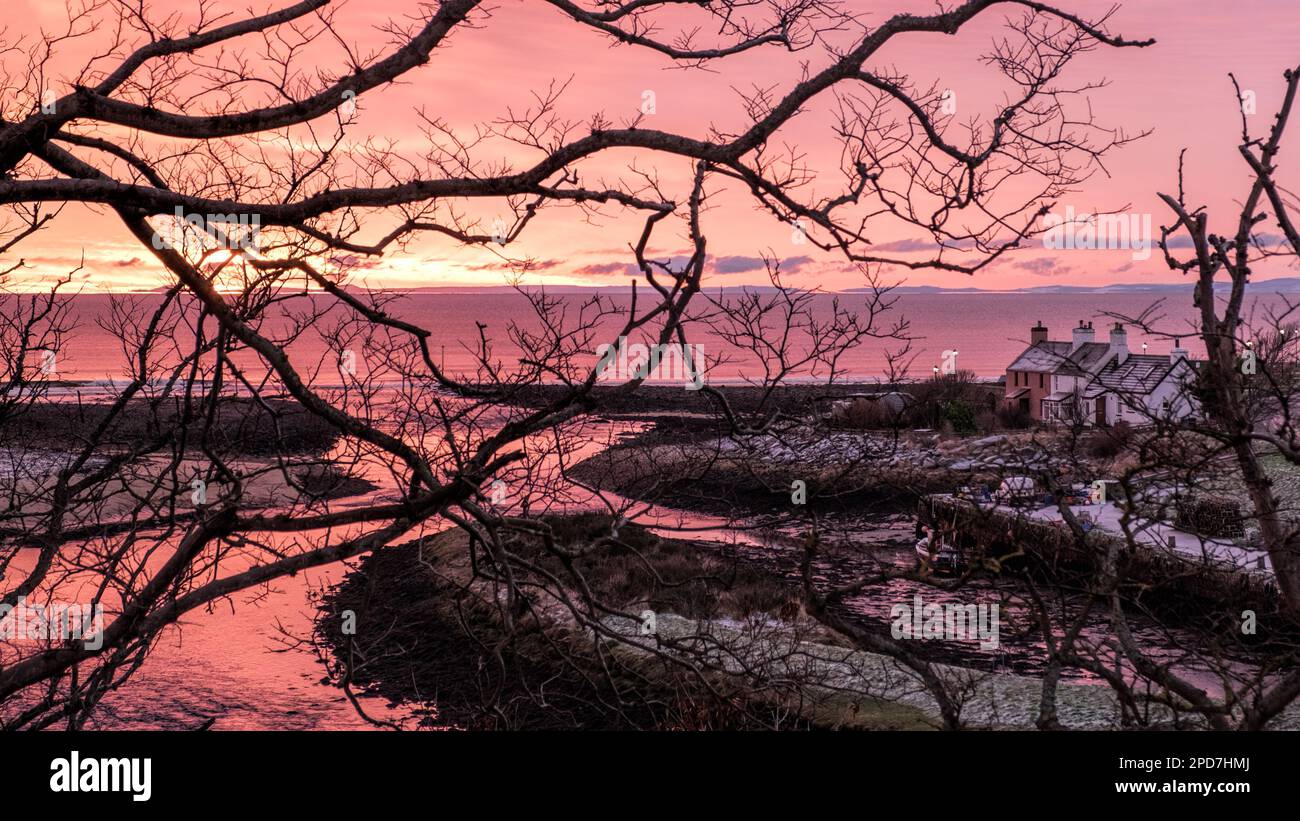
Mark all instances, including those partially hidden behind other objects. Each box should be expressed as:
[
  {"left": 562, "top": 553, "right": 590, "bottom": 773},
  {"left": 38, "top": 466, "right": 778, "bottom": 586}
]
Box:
[{"left": 3, "top": 0, "right": 1300, "bottom": 293}]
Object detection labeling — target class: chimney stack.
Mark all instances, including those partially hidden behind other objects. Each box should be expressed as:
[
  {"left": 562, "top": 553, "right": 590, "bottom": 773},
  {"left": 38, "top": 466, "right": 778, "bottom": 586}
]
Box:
[
  {"left": 1030, "top": 321, "right": 1048, "bottom": 345},
  {"left": 1170, "top": 337, "right": 1188, "bottom": 364},
  {"left": 1109, "top": 322, "right": 1128, "bottom": 365},
  {"left": 1071, "top": 320, "right": 1095, "bottom": 351}
]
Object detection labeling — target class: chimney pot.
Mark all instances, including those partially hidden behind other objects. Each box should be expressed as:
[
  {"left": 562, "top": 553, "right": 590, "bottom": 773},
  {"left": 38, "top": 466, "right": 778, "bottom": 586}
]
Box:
[
  {"left": 1109, "top": 323, "right": 1128, "bottom": 364},
  {"left": 1071, "top": 320, "right": 1096, "bottom": 351}
]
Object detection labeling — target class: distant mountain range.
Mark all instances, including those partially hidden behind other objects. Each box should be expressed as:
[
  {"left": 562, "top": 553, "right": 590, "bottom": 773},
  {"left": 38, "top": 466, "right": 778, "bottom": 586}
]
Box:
[
  {"left": 121, "top": 277, "right": 1300, "bottom": 296},
  {"left": 382, "top": 278, "right": 1300, "bottom": 296},
  {"left": 847, "top": 277, "right": 1300, "bottom": 295}
]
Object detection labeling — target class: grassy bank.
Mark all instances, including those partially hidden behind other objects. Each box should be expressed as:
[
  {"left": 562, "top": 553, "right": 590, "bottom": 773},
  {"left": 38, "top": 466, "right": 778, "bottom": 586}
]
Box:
[{"left": 316, "top": 517, "right": 936, "bottom": 730}]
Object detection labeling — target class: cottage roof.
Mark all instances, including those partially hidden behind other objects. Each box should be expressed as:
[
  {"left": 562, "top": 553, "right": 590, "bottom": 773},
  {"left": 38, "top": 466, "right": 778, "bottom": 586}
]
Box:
[
  {"left": 1092, "top": 354, "right": 1187, "bottom": 395},
  {"left": 1007, "top": 341, "right": 1111, "bottom": 375}
]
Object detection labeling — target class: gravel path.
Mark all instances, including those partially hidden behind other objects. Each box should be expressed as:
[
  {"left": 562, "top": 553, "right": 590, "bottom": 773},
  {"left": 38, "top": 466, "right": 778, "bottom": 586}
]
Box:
[{"left": 603, "top": 613, "right": 1300, "bottom": 730}]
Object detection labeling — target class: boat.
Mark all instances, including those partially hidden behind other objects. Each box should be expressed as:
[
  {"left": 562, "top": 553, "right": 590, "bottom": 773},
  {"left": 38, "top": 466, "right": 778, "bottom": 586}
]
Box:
[{"left": 915, "top": 526, "right": 966, "bottom": 574}]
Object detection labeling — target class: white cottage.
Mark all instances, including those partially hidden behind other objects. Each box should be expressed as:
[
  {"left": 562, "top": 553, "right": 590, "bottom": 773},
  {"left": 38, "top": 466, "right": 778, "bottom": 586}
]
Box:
[{"left": 1006, "top": 321, "right": 1199, "bottom": 426}]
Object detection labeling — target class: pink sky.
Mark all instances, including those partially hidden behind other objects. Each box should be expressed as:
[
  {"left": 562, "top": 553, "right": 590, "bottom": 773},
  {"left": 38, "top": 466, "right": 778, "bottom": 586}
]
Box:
[{"left": 7, "top": 0, "right": 1300, "bottom": 292}]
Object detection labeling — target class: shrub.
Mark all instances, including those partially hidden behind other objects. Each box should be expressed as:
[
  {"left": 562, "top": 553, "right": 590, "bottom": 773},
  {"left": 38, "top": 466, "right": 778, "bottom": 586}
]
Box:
[
  {"left": 830, "top": 397, "right": 899, "bottom": 429},
  {"left": 995, "top": 403, "right": 1032, "bottom": 429},
  {"left": 1086, "top": 421, "right": 1133, "bottom": 459},
  {"left": 907, "top": 371, "right": 997, "bottom": 431},
  {"left": 942, "top": 400, "right": 977, "bottom": 435}
]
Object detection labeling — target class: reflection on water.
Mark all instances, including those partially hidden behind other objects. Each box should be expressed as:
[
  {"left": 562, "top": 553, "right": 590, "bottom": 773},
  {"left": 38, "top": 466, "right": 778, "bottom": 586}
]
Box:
[
  {"left": 4, "top": 529, "right": 408, "bottom": 729},
  {"left": 90, "top": 566, "right": 404, "bottom": 730},
  {"left": 0, "top": 408, "right": 1250, "bottom": 728}
]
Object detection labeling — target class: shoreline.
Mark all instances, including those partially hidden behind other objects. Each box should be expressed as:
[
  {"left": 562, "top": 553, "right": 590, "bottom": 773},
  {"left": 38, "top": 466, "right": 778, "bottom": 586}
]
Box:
[
  {"left": 315, "top": 520, "right": 1300, "bottom": 730},
  {"left": 315, "top": 524, "right": 938, "bottom": 730},
  {"left": 0, "top": 396, "right": 342, "bottom": 457},
  {"left": 501, "top": 381, "right": 1003, "bottom": 420}
]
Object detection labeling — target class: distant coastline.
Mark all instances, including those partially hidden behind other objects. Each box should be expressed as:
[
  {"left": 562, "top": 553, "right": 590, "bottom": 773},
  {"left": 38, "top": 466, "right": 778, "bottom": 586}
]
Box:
[
  {"left": 62, "top": 275, "right": 1300, "bottom": 297},
  {"left": 354, "top": 277, "right": 1300, "bottom": 296}
]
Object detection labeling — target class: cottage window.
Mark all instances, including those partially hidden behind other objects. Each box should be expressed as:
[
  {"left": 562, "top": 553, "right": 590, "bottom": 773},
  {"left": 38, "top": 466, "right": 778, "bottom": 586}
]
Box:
[{"left": 1039, "top": 373, "right": 1044, "bottom": 389}]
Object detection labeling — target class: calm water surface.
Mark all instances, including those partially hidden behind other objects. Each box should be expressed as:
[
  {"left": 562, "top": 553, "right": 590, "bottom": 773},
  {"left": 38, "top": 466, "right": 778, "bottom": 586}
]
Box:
[{"left": 38, "top": 290, "right": 1292, "bottom": 382}]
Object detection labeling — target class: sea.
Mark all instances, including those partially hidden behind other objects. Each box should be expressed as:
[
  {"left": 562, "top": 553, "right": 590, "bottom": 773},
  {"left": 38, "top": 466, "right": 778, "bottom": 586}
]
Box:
[{"left": 25, "top": 289, "right": 1286, "bottom": 387}]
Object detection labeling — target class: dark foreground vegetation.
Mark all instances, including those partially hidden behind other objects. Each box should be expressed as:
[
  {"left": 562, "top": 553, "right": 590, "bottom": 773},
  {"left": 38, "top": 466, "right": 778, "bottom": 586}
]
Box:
[{"left": 315, "top": 515, "right": 933, "bottom": 730}]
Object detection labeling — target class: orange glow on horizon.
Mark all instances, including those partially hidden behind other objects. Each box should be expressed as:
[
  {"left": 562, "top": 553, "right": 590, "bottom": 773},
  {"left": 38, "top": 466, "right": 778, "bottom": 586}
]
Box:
[{"left": 4, "top": 0, "right": 1299, "bottom": 293}]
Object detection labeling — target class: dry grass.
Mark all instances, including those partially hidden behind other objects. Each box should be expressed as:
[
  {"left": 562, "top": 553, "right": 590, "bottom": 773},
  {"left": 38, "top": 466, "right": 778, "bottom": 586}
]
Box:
[{"left": 508, "top": 512, "right": 795, "bottom": 621}]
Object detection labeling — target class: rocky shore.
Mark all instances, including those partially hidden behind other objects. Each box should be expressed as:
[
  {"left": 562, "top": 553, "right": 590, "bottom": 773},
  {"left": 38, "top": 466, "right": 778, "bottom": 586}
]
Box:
[
  {"left": 315, "top": 522, "right": 938, "bottom": 730},
  {"left": 317, "top": 519, "right": 1300, "bottom": 729},
  {"left": 567, "top": 422, "right": 1067, "bottom": 521}
]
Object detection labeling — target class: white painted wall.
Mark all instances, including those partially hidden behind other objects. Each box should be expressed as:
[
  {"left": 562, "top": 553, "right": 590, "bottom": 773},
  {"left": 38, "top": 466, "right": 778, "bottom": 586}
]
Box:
[
  {"left": 1037, "top": 358, "right": 1199, "bottom": 426},
  {"left": 1110, "top": 360, "right": 1198, "bottom": 424}
]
